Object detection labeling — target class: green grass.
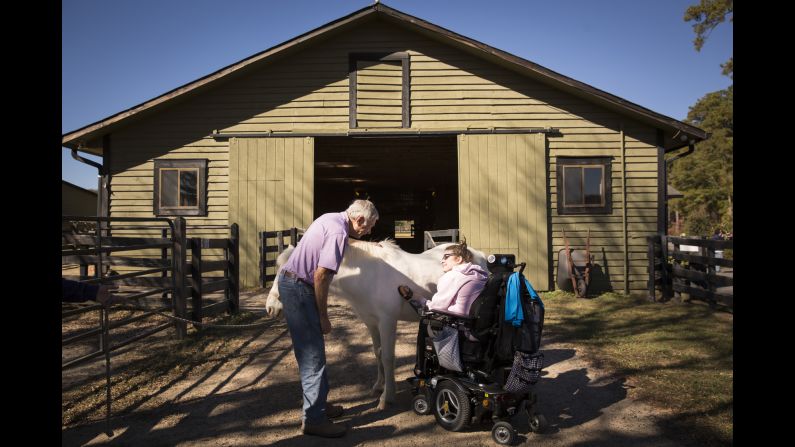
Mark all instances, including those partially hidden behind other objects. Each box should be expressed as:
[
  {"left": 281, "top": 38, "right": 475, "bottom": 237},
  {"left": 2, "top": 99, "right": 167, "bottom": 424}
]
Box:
[{"left": 541, "top": 291, "right": 733, "bottom": 446}]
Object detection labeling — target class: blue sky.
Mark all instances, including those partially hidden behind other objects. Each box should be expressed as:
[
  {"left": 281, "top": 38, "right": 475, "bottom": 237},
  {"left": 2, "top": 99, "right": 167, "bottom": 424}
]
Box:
[{"left": 62, "top": 0, "right": 732, "bottom": 190}]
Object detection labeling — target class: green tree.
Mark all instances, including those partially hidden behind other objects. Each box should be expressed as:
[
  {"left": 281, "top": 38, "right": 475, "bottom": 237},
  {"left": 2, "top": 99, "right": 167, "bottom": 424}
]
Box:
[
  {"left": 669, "top": 1, "right": 733, "bottom": 236},
  {"left": 668, "top": 86, "right": 733, "bottom": 235},
  {"left": 684, "top": 0, "right": 733, "bottom": 78}
]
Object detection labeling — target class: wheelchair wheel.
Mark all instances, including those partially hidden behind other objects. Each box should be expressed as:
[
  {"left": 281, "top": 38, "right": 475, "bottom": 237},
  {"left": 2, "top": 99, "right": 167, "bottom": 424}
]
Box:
[
  {"left": 412, "top": 393, "right": 432, "bottom": 415},
  {"left": 433, "top": 381, "right": 471, "bottom": 431},
  {"left": 491, "top": 421, "right": 516, "bottom": 445},
  {"left": 528, "top": 413, "right": 548, "bottom": 433}
]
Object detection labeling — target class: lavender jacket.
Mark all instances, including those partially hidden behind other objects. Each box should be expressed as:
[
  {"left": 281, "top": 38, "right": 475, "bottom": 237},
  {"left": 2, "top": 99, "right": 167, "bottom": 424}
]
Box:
[{"left": 416, "top": 262, "right": 488, "bottom": 316}]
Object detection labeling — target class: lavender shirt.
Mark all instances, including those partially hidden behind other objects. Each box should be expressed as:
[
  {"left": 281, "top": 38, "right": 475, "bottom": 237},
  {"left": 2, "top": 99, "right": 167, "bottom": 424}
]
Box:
[{"left": 281, "top": 212, "right": 349, "bottom": 285}]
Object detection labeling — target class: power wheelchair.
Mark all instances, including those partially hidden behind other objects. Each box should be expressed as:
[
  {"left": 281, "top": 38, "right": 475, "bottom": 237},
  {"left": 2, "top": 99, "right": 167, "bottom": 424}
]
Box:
[{"left": 406, "top": 254, "right": 548, "bottom": 445}]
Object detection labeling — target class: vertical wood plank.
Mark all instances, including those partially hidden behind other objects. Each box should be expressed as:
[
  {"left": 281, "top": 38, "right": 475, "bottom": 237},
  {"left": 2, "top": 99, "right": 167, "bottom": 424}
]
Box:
[
  {"left": 497, "top": 134, "right": 507, "bottom": 250},
  {"left": 507, "top": 135, "right": 518, "bottom": 253},
  {"left": 247, "top": 172, "right": 257, "bottom": 288},
  {"left": 285, "top": 138, "right": 295, "bottom": 230},
  {"left": 238, "top": 140, "right": 248, "bottom": 285},
  {"left": 457, "top": 135, "right": 469, "bottom": 244},
  {"left": 478, "top": 136, "right": 489, "bottom": 250},
  {"left": 534, "top": 133, "right": 549, "bottom": 289},
  {"left": 294, "top": 138, "right": 303, "bottom": 228},
  {"left": 229, "top": 223, "right": 239, "bottom": 312}
]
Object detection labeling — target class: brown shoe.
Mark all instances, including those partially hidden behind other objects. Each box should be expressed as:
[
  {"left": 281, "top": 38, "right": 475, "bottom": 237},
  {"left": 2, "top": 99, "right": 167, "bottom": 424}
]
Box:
[
  {"left": 303, "top": 420, "right": 347, "bottom": 438},
  {"left": 326, "top": 404, "right": 344, "bottom": 418}
]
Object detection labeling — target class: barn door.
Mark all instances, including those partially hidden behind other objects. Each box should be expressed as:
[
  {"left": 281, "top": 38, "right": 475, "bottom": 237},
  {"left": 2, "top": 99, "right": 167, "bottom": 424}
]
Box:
[
  {"left": 229, "top": 137, "right": 314, "bottom": 289},
  {"left": 457, "top": 133, "right": 549, "bottom": 289}
]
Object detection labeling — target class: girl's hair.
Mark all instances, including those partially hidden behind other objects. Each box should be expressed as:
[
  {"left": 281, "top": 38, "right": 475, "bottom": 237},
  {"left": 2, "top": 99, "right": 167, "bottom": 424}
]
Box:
[{"left": 445, "top": 237, "right": 472, "bottom": 263}]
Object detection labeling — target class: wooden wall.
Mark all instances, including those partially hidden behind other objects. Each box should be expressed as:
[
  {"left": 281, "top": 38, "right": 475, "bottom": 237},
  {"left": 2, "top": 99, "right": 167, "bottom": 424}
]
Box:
[
  {"left": 106, "top": 16, "right": 659, "bottom": 291},
  {"left": 229, "top": 137, "right": 314, "bottom": 287},
  {"left": 458, "top": 133, "right": 549, "bottom": 290}
]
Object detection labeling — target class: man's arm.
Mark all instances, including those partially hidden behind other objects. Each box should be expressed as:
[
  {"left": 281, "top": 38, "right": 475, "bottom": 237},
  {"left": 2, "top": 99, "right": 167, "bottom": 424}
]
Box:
[{"left": 313, "top": 267, "right": 335, "bottom": 334}]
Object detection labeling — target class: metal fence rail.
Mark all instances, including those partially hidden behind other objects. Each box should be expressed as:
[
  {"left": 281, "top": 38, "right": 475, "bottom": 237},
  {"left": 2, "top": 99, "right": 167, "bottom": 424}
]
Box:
[
  {"left": 62, "top": 217, "right": 241, "bottom": 368},
  {"left": 62, "top": 216, "right": 180, "bottom": 370},
  {"left": 423, "top": 229, "right": 459, "bottom": 250}
]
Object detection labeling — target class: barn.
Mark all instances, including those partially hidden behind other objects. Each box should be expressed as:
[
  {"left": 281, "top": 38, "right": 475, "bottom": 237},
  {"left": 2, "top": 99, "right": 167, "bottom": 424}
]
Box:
[
  {"left": 61, "top": 3, "right": 707, "bottom": 293},
  {"left": 62, "top": 180, "right": 98, "bottom": 217}
]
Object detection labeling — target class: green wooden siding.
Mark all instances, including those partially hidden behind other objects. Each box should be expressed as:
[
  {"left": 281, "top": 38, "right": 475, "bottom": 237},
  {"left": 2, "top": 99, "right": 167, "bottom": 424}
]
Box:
[
  {"left": 104, "top": 17, "right": 660, "bottom": 291},
  {"left": 229, "top": 137, "right": 314, "bottom": 288},
  {"left": 458, "top": 133, "right": 549, "bottom": 290},
  {"left": 356, "top": 60, "right": 403, "bottom": 128}
]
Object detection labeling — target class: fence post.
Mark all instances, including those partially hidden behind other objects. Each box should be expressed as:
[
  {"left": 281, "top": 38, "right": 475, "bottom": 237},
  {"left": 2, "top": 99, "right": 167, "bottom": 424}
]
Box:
[
  {"left": 173, "top": 217, "right": 188, "bottom": 339},
  {"left": 259, "top": 231, "right": 264, "bottom": 288},
  {"left": 647, "top": 235, "right": 657, "bottom": 301},
  {"left": 290, "top": 227, "right": 298, "bottom": 246},
  {"left": 660, "top": 234, "right": 672, "bottom": 299},
  {"left": 704, "top": 237, "right": 717, "bottom": 307},
  {"left": 190, "top": 237, "right": 203, "bottom": 330},
  {"left": 161, "top": 228, "right": 169, "bottom": 301},
  {"left": 229, "top": 223, "right": 240, "bottom": 313}
]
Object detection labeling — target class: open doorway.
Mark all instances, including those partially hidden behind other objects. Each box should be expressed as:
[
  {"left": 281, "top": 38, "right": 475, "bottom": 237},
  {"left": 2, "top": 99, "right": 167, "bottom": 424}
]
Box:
[{"left": 314, "top": 136, "right": 458, "bottom": 253}]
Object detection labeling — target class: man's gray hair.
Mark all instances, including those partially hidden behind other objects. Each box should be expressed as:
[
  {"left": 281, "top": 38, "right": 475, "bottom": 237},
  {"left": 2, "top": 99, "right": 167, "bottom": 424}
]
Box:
[{"left": 345, "top": 199, "right": 379, "bottom": 222}]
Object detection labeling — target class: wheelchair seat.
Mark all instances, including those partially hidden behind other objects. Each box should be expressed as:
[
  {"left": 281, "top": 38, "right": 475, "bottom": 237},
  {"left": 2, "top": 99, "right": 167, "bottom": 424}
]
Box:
[{"left": 421, "top": 272, "right": 507, "bottom": 367}]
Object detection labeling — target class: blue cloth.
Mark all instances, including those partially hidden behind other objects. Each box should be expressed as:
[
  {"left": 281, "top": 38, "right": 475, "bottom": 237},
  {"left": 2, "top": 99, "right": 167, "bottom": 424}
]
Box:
[
  {"left": 278, "top": 272, "right": 330, "bottom": 425},
  {"left": 505, "top": 273, "right": 544, "bottom": 327}
]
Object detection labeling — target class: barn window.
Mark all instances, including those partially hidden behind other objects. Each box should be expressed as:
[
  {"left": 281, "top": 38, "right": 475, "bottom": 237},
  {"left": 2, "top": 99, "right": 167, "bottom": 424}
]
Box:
[
  {"left": 349, "top": 52, "right": 409, "bottom": 129},
  {"left": 556, "top": 157, "right": 612, "bottom": 214},
  {"left": 153, "top": 159, "right": 208, "bottom": 216}
]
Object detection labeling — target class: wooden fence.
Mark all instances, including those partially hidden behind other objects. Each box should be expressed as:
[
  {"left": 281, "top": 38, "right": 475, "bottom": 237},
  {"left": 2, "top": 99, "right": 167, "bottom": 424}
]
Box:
[
  {"left": 188, "top": 224, "right": 240, "bottom": 330},
  {"left": 62, "top": 216, "right": 239, "bottom": 370},
  {"left": 424, "top": 229, "right": 460, "bottom": 250},
  {"left": 260, "top": 228, "right": 304, "bottom": 288},
  {"left": 647, "top": 235, "right": 733, "bottom": 308}
]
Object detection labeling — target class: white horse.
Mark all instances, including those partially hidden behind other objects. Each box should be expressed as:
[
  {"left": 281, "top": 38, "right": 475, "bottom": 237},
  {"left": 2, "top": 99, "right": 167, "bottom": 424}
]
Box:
[{"left": 264, "top": 239, "right": 487, "bottom": 409}]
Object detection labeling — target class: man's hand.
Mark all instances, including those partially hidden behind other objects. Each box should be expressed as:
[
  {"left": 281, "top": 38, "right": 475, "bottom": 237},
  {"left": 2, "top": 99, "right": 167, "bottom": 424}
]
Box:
[
  {"left": 96, "top": 285, "right": 122, "bottom": 307},
  {"left": 320, "top": 315, "right": 332, "bottom": 334}
]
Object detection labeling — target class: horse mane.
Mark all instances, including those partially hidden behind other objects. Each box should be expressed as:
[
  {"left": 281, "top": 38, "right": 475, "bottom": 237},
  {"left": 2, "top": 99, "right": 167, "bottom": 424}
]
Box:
[{"left": 346, "top": 238, "right": 403, "bottom": 261}]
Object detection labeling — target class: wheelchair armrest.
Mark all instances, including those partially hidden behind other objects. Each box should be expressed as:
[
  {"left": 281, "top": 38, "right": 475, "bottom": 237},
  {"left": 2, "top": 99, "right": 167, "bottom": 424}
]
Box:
[
  {"left": 433, "top": 309, "right": 475, "bottom": 320},
  {"left": 423, "top": 309, "right": 476, "bottom": 326}
]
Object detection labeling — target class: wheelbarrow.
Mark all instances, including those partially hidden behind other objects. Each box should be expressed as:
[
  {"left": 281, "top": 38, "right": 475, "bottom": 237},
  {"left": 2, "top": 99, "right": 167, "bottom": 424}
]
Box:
[{"left": 555, "top": 229, "right": 593, "bottom": 298}]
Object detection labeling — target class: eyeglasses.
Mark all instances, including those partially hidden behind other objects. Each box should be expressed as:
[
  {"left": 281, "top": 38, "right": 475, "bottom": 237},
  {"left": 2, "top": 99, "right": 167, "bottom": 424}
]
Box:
[{"left": 441, "top": 253, "right": 455, "bottom": 261}]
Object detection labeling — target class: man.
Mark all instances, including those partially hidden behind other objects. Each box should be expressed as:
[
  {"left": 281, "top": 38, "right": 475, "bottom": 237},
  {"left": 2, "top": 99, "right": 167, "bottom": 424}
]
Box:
[{"left": 277, "top": 199, "right": 378, "bottom": 438}]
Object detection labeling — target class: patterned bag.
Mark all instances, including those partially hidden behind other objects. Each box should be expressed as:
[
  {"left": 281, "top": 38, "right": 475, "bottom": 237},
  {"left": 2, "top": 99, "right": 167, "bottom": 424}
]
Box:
[
  {"left": 504, "top": 352, "right": 544, "bottom": 393},
  {"left": 432, "top": 326, "right": 464, "bottom": 372}
]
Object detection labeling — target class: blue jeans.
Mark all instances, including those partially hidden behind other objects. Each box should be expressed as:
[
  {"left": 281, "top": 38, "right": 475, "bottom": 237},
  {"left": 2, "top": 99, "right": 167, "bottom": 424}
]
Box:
[{"left": 278, "top": 273, "right": 329, "bottom": 424}]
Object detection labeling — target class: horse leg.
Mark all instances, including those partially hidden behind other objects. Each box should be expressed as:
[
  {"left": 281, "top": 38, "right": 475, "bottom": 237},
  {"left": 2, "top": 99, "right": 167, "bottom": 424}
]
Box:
[
  {"left": 366, "top": 322, "right": 385, "bottom": 396},
  {"left": 377, "top": 318, "right": 398, "bottom": 410}
]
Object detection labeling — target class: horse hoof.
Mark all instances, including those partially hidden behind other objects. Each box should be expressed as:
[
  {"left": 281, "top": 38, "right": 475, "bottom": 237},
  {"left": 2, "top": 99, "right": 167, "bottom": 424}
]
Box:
[{"left": 377, "top": 399, "right": 390, "bottom": 410}]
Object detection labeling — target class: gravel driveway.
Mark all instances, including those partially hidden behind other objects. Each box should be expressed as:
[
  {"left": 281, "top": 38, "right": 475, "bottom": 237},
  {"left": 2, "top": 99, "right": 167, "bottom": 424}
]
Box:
[{"left": 62, "top": 292, "right": 690, "bottom": 446}]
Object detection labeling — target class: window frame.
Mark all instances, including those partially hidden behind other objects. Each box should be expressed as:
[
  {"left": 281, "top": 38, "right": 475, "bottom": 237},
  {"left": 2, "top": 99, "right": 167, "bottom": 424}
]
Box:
[
  {"left": 556, "top": 157, "right": 612, "bottom": 215},
  {"left": 349, "top": 52, "right": 410, "bottom": 129},
  {"left": 153, "top": 159, "right": 208, "bottom": 216}
]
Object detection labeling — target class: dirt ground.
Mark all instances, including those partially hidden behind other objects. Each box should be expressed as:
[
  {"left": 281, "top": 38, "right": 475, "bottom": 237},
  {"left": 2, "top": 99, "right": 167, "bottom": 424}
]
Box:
[{"left": 62, "top": 291, "right": 692, "bottom": 447}]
